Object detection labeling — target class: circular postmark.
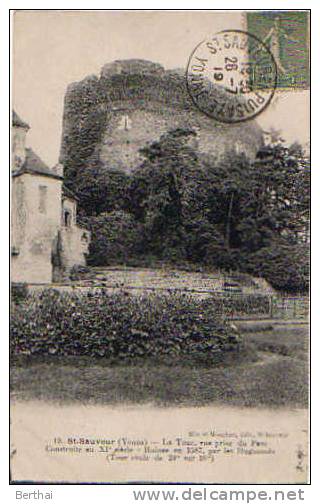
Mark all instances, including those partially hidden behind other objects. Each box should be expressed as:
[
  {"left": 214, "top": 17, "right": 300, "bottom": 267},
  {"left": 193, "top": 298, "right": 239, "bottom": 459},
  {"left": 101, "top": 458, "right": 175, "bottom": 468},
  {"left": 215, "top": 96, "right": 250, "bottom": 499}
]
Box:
[{"left": 186, "top": 30, "right": 277, "bottom": 123}]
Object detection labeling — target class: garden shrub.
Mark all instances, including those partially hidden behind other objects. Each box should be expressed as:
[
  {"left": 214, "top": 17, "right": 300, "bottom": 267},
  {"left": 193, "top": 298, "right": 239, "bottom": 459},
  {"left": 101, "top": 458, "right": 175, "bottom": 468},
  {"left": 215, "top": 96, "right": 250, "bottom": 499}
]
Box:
[
  {"left": 69, "top": 265, "right": 91, "bottom": 281},
  {"left": 86, "top": 211, "right": 144, "bottom": 266},
  {"left": 11, "top": 283, "right": 29, "bottom": 305},
  {"left": 248, "top": 241, "right": 309, "bottom": 294},
  {"left": 10, "top": 289, "right": 241, "bottom": 362}
]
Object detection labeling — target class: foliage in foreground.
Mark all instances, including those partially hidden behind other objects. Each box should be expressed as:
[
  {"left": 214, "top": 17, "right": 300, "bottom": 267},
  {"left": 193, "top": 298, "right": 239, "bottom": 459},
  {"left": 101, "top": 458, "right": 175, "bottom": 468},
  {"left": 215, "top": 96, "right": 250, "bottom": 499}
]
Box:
[
  {"left": 11, "top": 283, "right": 29, "bottom": 305},
  {"left": 10, "top": 290, "right": 241, "bottom": 362}
]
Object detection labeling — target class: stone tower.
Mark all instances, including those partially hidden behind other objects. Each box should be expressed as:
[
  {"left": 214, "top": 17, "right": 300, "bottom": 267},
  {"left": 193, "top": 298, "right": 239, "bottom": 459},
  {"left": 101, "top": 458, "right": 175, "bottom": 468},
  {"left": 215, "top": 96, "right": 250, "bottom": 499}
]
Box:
[{"left": 59, "top": 59, "right": 264, "bottom": 177}]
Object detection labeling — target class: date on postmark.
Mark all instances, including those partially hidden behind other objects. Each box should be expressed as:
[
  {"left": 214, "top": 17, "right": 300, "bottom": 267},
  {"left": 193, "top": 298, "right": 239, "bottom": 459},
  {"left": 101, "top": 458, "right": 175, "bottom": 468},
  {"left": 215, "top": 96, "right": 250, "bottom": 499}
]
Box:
[{"left": 186, "top": 30, "right": 277, "bottom": 123}]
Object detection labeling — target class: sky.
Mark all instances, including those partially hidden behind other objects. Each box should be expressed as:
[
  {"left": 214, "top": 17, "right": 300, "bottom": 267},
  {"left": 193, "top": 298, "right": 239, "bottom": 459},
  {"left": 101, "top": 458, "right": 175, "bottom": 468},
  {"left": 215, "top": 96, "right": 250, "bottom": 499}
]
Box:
[{"left": 13, "top": 10, "right": 310, "bottom": 166}]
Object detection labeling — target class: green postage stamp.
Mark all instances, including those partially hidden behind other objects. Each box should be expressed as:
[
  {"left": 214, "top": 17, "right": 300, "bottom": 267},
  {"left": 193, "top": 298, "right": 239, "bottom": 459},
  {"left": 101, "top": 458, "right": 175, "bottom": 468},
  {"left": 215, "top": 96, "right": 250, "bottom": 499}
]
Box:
[{"left": 246, "top": 10, "right": 310, "bottom": 90}]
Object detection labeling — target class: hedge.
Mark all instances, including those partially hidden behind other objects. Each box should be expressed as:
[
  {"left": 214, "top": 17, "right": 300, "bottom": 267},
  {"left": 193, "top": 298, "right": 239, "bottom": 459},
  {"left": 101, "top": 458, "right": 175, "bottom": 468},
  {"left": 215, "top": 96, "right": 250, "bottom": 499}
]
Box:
[
  {"left": 10, "top": 289, "right": 241, "bottom": 362},
  {"left": 11, "top": 283, "right": 29, "bottom": 305}
]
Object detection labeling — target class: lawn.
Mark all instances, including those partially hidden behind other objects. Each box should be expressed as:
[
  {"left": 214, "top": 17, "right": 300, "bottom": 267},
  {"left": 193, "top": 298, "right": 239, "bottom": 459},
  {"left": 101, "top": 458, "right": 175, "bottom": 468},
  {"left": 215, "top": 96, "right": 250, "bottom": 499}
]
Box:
[{"left": 10, "top": 322, "right": 308, "bottom": 408}]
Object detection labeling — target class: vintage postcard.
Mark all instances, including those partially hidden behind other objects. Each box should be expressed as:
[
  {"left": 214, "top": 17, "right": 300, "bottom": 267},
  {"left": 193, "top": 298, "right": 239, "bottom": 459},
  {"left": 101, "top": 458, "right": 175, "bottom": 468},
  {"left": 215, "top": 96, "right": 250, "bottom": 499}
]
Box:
[{"left": 10, "top": 10, "right": 310, "bottom": 484}]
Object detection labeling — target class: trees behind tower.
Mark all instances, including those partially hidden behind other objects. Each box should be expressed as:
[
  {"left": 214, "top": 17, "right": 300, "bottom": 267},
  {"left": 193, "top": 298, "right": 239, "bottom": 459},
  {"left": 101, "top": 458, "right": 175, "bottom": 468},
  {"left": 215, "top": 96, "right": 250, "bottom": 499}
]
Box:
[{"left": 68, "top": 128, "right": 309, "bottom": 293}]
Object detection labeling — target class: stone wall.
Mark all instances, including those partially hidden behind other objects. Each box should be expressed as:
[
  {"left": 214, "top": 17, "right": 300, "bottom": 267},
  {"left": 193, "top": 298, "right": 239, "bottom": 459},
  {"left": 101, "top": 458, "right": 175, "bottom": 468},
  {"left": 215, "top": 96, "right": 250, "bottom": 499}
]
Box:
[
  {"left": 59, "top": 226, "right": 90, "bottom": 271},
  {"left": 60, "top": 59, "right": 264, "bottom": 177},
  {"left": 51, "top": 198, "right": 90, "bottom": 282},
  {"left": 11, "top": 173, "right": 90, "bottom": 284},
  {"left": 11, "top": 173, "right": 62, "bottom": 284},
  {"left": 60, "top": 197, "right": 90, "bottom": 272}
]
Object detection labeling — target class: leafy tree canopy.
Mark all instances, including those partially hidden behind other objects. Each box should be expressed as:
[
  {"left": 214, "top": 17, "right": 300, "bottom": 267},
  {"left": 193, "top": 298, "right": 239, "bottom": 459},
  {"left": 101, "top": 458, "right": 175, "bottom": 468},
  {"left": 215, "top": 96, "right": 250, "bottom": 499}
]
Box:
[{"left": 66, "top": 127, "right": 309, "bottom": 292}]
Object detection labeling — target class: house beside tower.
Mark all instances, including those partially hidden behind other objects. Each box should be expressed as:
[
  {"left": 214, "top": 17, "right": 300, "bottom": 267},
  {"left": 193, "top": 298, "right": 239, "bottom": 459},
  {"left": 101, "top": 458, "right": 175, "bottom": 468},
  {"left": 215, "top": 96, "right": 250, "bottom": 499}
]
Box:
[{"left": 11, "top": 111, "right": 90, "bottom": 284}]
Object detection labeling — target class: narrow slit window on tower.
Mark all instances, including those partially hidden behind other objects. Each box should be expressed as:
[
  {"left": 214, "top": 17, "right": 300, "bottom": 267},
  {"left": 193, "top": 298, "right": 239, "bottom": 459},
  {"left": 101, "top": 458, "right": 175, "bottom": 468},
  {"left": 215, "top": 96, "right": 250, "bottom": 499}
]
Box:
[{"left": 39, "top": 185, "right": 47, "bottom": 214}]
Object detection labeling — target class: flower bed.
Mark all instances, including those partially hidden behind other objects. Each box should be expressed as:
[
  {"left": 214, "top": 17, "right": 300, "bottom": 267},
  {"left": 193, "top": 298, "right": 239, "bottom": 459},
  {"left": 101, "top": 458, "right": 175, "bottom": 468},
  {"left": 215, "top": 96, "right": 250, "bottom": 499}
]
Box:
[{"left": 10, "top": 289, "right": 241, "bottom": 363}]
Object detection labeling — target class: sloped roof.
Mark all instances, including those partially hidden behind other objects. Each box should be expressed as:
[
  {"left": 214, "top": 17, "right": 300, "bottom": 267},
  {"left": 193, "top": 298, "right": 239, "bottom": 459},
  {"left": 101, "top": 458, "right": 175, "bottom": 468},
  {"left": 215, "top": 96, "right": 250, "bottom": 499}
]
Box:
[
  {"left": 13, "top": 148, "right": 63, "bottom": 180},
  {"left": 12, "top": 111, "right": 30, "bottom": 129}
]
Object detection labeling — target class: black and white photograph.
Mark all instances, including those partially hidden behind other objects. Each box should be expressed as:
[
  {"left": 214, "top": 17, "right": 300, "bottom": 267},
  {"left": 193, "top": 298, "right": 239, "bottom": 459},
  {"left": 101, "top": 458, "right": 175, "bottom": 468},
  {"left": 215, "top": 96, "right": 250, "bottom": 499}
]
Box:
[{"left": 9, "top": 9, "right": 310, "bottom": 484}]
